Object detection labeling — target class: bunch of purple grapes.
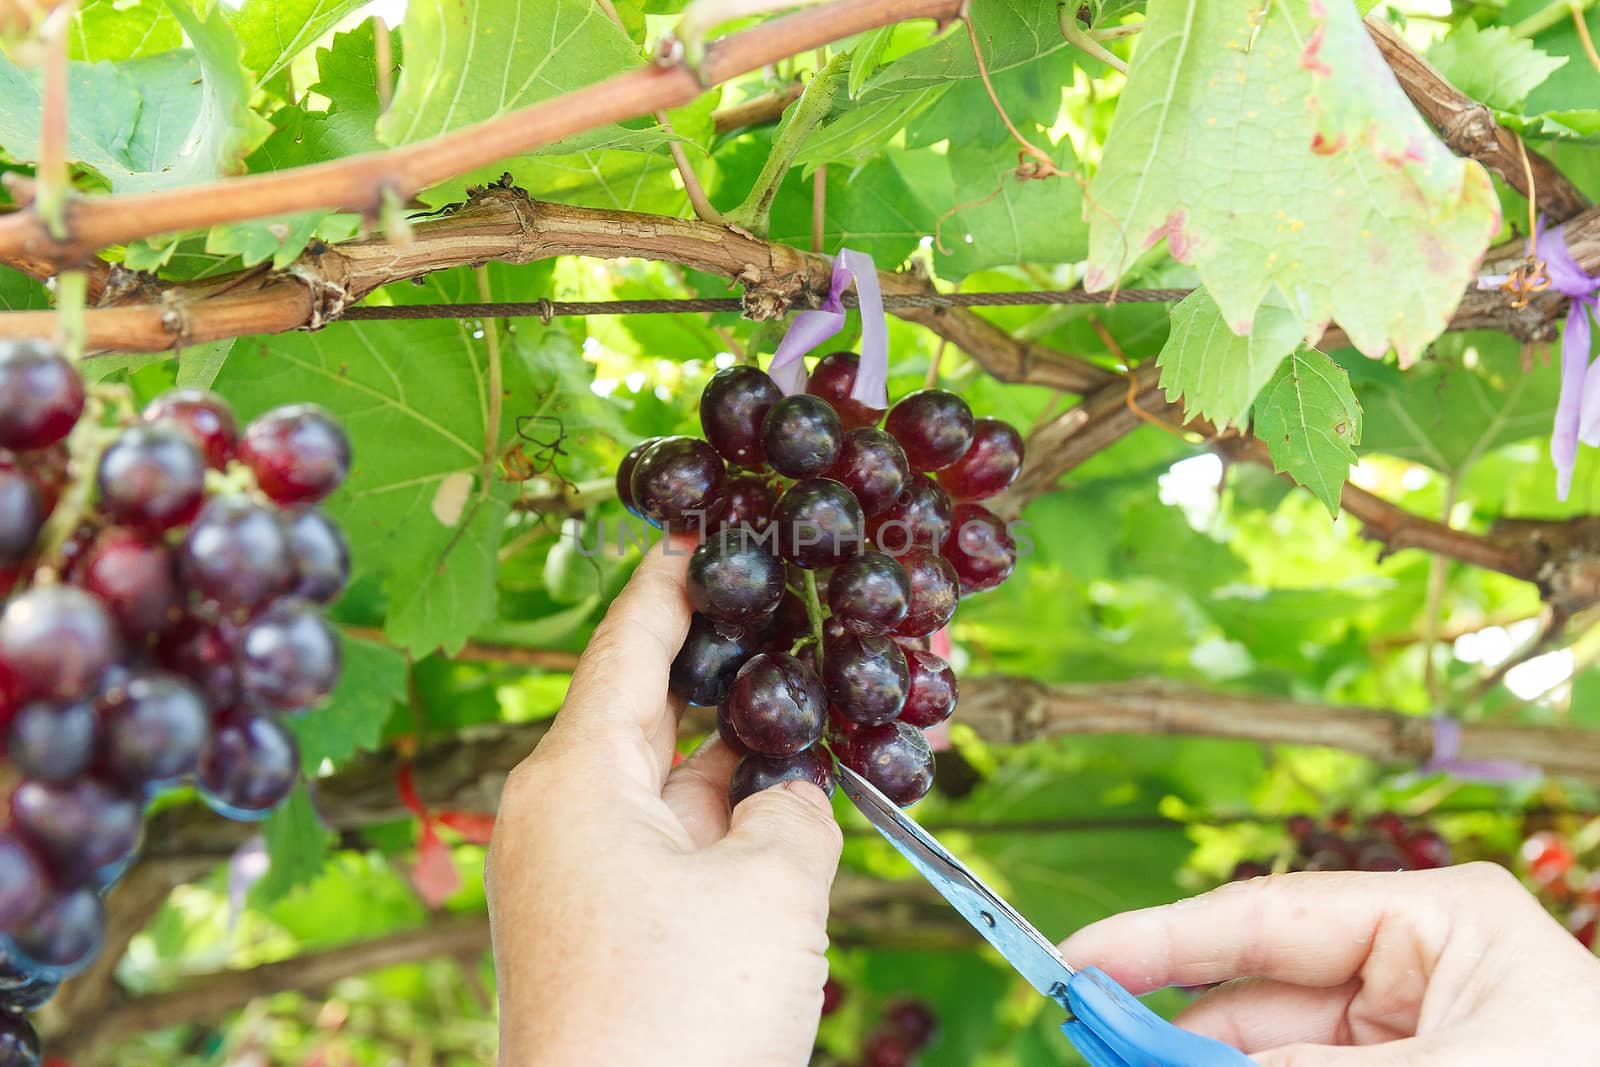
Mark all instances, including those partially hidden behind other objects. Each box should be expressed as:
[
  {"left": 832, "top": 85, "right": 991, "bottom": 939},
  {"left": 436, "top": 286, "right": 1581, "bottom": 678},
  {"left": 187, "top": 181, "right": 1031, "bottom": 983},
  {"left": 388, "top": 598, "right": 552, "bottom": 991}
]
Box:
[
  {"left": 1229, "top": 811, "right": 1453, "bottom": 882},
  {"left": 0, "top": 338, "right": 352, "bottom": 1063},
  {"left": 617, "top": 351, "right": 1025, "bottom": 809},
  {"left": 818, "top": 979, "right": 940, "bottom": 1067}
]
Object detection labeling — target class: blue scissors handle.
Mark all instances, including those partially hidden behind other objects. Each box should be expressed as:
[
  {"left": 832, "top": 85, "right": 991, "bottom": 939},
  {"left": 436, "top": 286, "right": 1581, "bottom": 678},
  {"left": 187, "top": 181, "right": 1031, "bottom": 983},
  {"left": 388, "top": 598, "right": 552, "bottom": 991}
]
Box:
[{"left": 1062, "top": 967, "right": 1257, "bottom": 1067}]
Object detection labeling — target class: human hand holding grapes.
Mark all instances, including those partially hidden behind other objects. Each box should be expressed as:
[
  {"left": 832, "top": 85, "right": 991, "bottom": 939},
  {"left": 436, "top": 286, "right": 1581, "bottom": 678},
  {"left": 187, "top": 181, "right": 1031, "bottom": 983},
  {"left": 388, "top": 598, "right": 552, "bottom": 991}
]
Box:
[
  {"left": 1059, "top": 864, "right": 1600, "bottom": 1065},
  {"left": 485, "top": 539, "right": 844, "bottom": 1067}
]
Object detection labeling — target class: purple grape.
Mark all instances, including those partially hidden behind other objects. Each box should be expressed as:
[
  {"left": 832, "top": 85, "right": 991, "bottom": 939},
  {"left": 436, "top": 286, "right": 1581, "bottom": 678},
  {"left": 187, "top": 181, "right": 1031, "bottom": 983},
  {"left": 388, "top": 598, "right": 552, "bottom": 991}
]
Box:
[
  {"left": 823, "top": 632, "right": 910, "bottom": 726},
  {"left": 286, "top": 508, "right": 351, "bottom": 604},
  {"left": 805, "top": 351, "right": 885, "bottom": 430},
  {"left": 237, "top": 600, "right": 341, "bottom": 711},
  {"left": 615, "top": 438, "right": 659, "bottom": 520},
  {"left": 0, "top": 586, "right": 120, "bottom": 703},
  {"left": 721, "top": 475, "right": 778, "bottom": 534},
  {"left": 686, "top": 528, "right": 785, "bottom": 624},
  {"left": 826, "top": 428, "right": 909, "bottom": 517},
  {"left": 900, "top": 649, "right": 958, "bottom": 728},
  {"left": 142, "top": 389, "right": 238, "bottom": 470},
  {"left": 630, "top": 436, "right": 729, "bottom": 534},
  {"left": 894, "top": 550, "right": 960, "bottom": 638},
  {"left": 729, "top": 749, "right": 836, "bottom": 807},
  {"left": 884, "top": 998, "right": 940, "bottom": 1048},
  {"left": 155, "top": 616, "right": 240, "bottom": 708},
  {"left": 827, "top": 551, "right": 910, "bottom": 635},
  {"left": 0, "top": 468, "right": 42, "bottom": 566},
  {"left": 762, "top": 395, "right": 843, "bottom": 479},
  {"left": 238, "top": 404, "right": 351, "bottom": 506},
  {"left": 75, "top": 528, "right": 182, "bottom": 637},
  {"left": 701, "top": 365, "right": 781, "bottom": 468},
  {"left": 937, "top": 417, "right": 1024, "bottom": 500},
  {"left": 5, "top": 701, "right": 96, "bottom": 783},
  {"left": 0, "top": 836, "right": 45, "bottom": 935},
  {"left": 670, "top": 614, "right": 759, "bottom": 708},
  {"left": 866, "top": 474, "right": 952, "bottom": 556},
  {"left": 178, "top": 497, "right": 294, "bottom": 615},
  {"left": 942, "top": 503, "right": 1016, "bottom": 593},
  {"left": 10, "top": 778, "right": 142, "bottom": 887},
  {"left": 772, "top": 478, "right": 864, "bottom": 569},
  {"left": 715, "top": 700, "right": 753, "bottom": 757},
  {"left": 837, "top": 721, "right": 934, "bottom": 807},
  {"left": 95, "top": 426, "right": 207, "bottom": 532},
  {"left": 884, "top": 390, "right": 974, "bottom": 471},
  {"left": 6, "top": 888, "right": 103, "bottom": 979},
  {"left": 722, "top": 652, "right": 826, "bottom": 757},
  {"left": 0, "top": 339, "right": 83, "bottom": 451},
  {"left": 100, "top": 671, "right": 210, "bottom": 789},
  {"left": 197, "top": 711, "right": 300, "bottom": 821}
]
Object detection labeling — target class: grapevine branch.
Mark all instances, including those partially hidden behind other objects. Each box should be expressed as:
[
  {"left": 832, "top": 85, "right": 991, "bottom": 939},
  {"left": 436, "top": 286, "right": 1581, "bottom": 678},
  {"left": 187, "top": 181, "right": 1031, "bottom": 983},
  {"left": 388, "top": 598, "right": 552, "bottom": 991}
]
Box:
[
  {"left": 0, "top": 0, "right": 967, "bottom": 266},
  {"left": 1364, "top": 16, "right": 1589, "bottom": 223},
  {"left": 0, "top": 186, "right": 1114, "bottom": 394},
  {"left": 47, "top": 917, "right": 496, "bottom": 1056},
  {"left": 123, "top": 678, "right": 1600, "bottom": 855}
]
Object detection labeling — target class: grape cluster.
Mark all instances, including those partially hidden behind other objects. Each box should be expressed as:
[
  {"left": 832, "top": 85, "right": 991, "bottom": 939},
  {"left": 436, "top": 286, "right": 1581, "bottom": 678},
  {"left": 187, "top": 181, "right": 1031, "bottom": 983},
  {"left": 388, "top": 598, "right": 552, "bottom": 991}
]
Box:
[
  {"left": 1520, "top": 828, "right": 1600, "bottom": 950},
  {"left": 1228, "top": 810, "right": 1453, "bottom": 882},
  {"left": 622, "top": 352, "right": 1024, "bottom": 808},
  {"left": 0, "top": 338, "right": 352, "bottom": 1061},
  {"left": 817, "top": 979, "right": 940, "bottom": 1067}
]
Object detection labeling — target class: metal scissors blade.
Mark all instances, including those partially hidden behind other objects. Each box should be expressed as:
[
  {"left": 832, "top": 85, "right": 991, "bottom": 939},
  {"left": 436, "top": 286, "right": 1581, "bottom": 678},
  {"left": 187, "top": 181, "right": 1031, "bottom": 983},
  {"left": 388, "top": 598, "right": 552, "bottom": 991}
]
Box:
[{"left": 835, "top": 764, "right": 1076, "bottom": 1004}]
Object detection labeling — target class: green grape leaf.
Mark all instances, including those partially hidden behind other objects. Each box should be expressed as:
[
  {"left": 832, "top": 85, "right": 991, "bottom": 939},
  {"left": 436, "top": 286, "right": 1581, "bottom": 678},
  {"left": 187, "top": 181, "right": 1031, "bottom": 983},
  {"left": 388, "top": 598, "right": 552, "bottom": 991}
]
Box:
[
  {"left": 212, "top": 276, "right": 573, "bottom": 656},
  {"left": 174, "top": 340, "right": 235, "bottom": 390},
  {"left": 1253, "top": 349, "right": 1363, "bottom": 517},
  {"left": 769, "top": 155, "right": 930, "bottom": 268},
  {"left": 0, "top": 0, "right": 270, "bottom": 193},
  {"left": 377, "top": 0, "right": 659, "bottom": 155},
  {"left": 793, "top": 86, "right": 949, "bottom": 169},
  {"left": 849, "top": 26, "right": 895, "bottom": 98},
  {"left": 1092, "top": 0, "right": 1146, "bottom": 23},
  {"left": 253, "top": 785, "right": 334, "bottom": 905},
  {"left": 287, "top": 633, "right": 406, "bottom": 767},
  {"left": 865, "top": 0, "right": 1074, "bottom": 96},
  {"left": 1353, "top": 332, "right": 1558, "bottom": 477},
  {"left": 232, "top": 0, "right": 366, "bottom": 83},
  {"left": 205, "top": 25, "right": 384, "bottom": 266},
  {"left": 1157, "top": 289, "right": 1301, "bottom": 427},
  {"left": 1086, "top": 0, "right": 1500, "bottom": 364},
  {"left": 391, "top": 31, "right": 721, "bottom": 213},
  {"left": 0, "top": 267, "right": 49, "bottom": 311},
  {"left": 71, "top": 0, "right": 181, "bottom": 62},
  {"left": 1427, "top": 22, "right": 1566, "bottom": 110},
  {"left": 893, "top": 138, "right": 1086, "bottom": 281},
  {"left": 1496, "top": 107, "right": 1600, "bottom": 142}
]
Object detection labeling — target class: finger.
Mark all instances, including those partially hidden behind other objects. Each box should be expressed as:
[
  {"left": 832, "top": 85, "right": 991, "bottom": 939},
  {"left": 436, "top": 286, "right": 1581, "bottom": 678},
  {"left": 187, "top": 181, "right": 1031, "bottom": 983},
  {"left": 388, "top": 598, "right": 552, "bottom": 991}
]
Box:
[
  {"left": 717, "top": 780, "right": 843, "bottom": 898},
  {"left": 545, "top": 536, "right": 694, "bottom": 792},
  {"left": 661, "top": 736, "right": 741, "bottom": 849},
  {"left": 1057, "top": 869, "right": 1468, "bottom": 994},
  {"left": 1171, "top": 978, "right": 1369, "bottom": 1052}
]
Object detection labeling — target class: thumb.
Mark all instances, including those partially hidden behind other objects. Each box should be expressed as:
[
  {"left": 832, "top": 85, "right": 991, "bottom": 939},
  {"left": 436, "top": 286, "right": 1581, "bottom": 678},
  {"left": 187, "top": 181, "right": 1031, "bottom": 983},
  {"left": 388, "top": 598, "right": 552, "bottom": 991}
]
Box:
[{"left": 719, "top": 779, "right": 844, "bottom": 890}]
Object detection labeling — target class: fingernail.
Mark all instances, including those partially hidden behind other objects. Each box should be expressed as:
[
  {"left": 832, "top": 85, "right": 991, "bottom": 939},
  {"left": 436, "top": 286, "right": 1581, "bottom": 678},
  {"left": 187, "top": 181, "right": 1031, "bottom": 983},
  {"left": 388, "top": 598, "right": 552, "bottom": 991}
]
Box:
[{"left": 783, "top": 779, "right": 833, "bottom": 813}]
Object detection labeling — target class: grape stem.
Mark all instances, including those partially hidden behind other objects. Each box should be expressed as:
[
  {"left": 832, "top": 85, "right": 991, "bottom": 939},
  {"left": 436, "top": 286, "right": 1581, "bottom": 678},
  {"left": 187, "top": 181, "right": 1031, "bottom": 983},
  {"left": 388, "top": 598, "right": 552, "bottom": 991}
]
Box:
[{"left": 803, "top": 568, "right": 826, "bottom": 672}]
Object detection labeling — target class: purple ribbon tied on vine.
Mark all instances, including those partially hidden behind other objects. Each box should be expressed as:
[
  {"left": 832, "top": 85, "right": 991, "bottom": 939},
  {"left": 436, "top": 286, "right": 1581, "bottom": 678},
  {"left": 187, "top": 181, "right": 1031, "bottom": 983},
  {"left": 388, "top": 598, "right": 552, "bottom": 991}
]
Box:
[
  {"left": 768, "top": 248, "right": 889, "bottom": 407},
  {"left": 1479, "top": 219, "right": 1600, "bottom": 501},
  {"left": 1419, "top": 715, "right": 1538, "bottom": 784}
]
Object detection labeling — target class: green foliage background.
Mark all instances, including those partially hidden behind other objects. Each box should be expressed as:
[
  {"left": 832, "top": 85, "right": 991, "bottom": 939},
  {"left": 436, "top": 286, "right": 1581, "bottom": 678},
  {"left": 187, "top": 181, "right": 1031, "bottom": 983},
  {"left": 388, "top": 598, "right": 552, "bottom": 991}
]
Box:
[{"left": 4, "top": 0, "right": 1600, "bottom": 1063}]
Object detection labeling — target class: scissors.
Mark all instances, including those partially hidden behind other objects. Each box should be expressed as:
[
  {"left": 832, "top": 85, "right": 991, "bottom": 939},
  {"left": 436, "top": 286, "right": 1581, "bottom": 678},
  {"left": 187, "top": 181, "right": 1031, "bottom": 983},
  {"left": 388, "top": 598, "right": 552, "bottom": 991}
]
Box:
[{"left": 837, "top": 764, "right": 1257, "bottom": 1067}]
